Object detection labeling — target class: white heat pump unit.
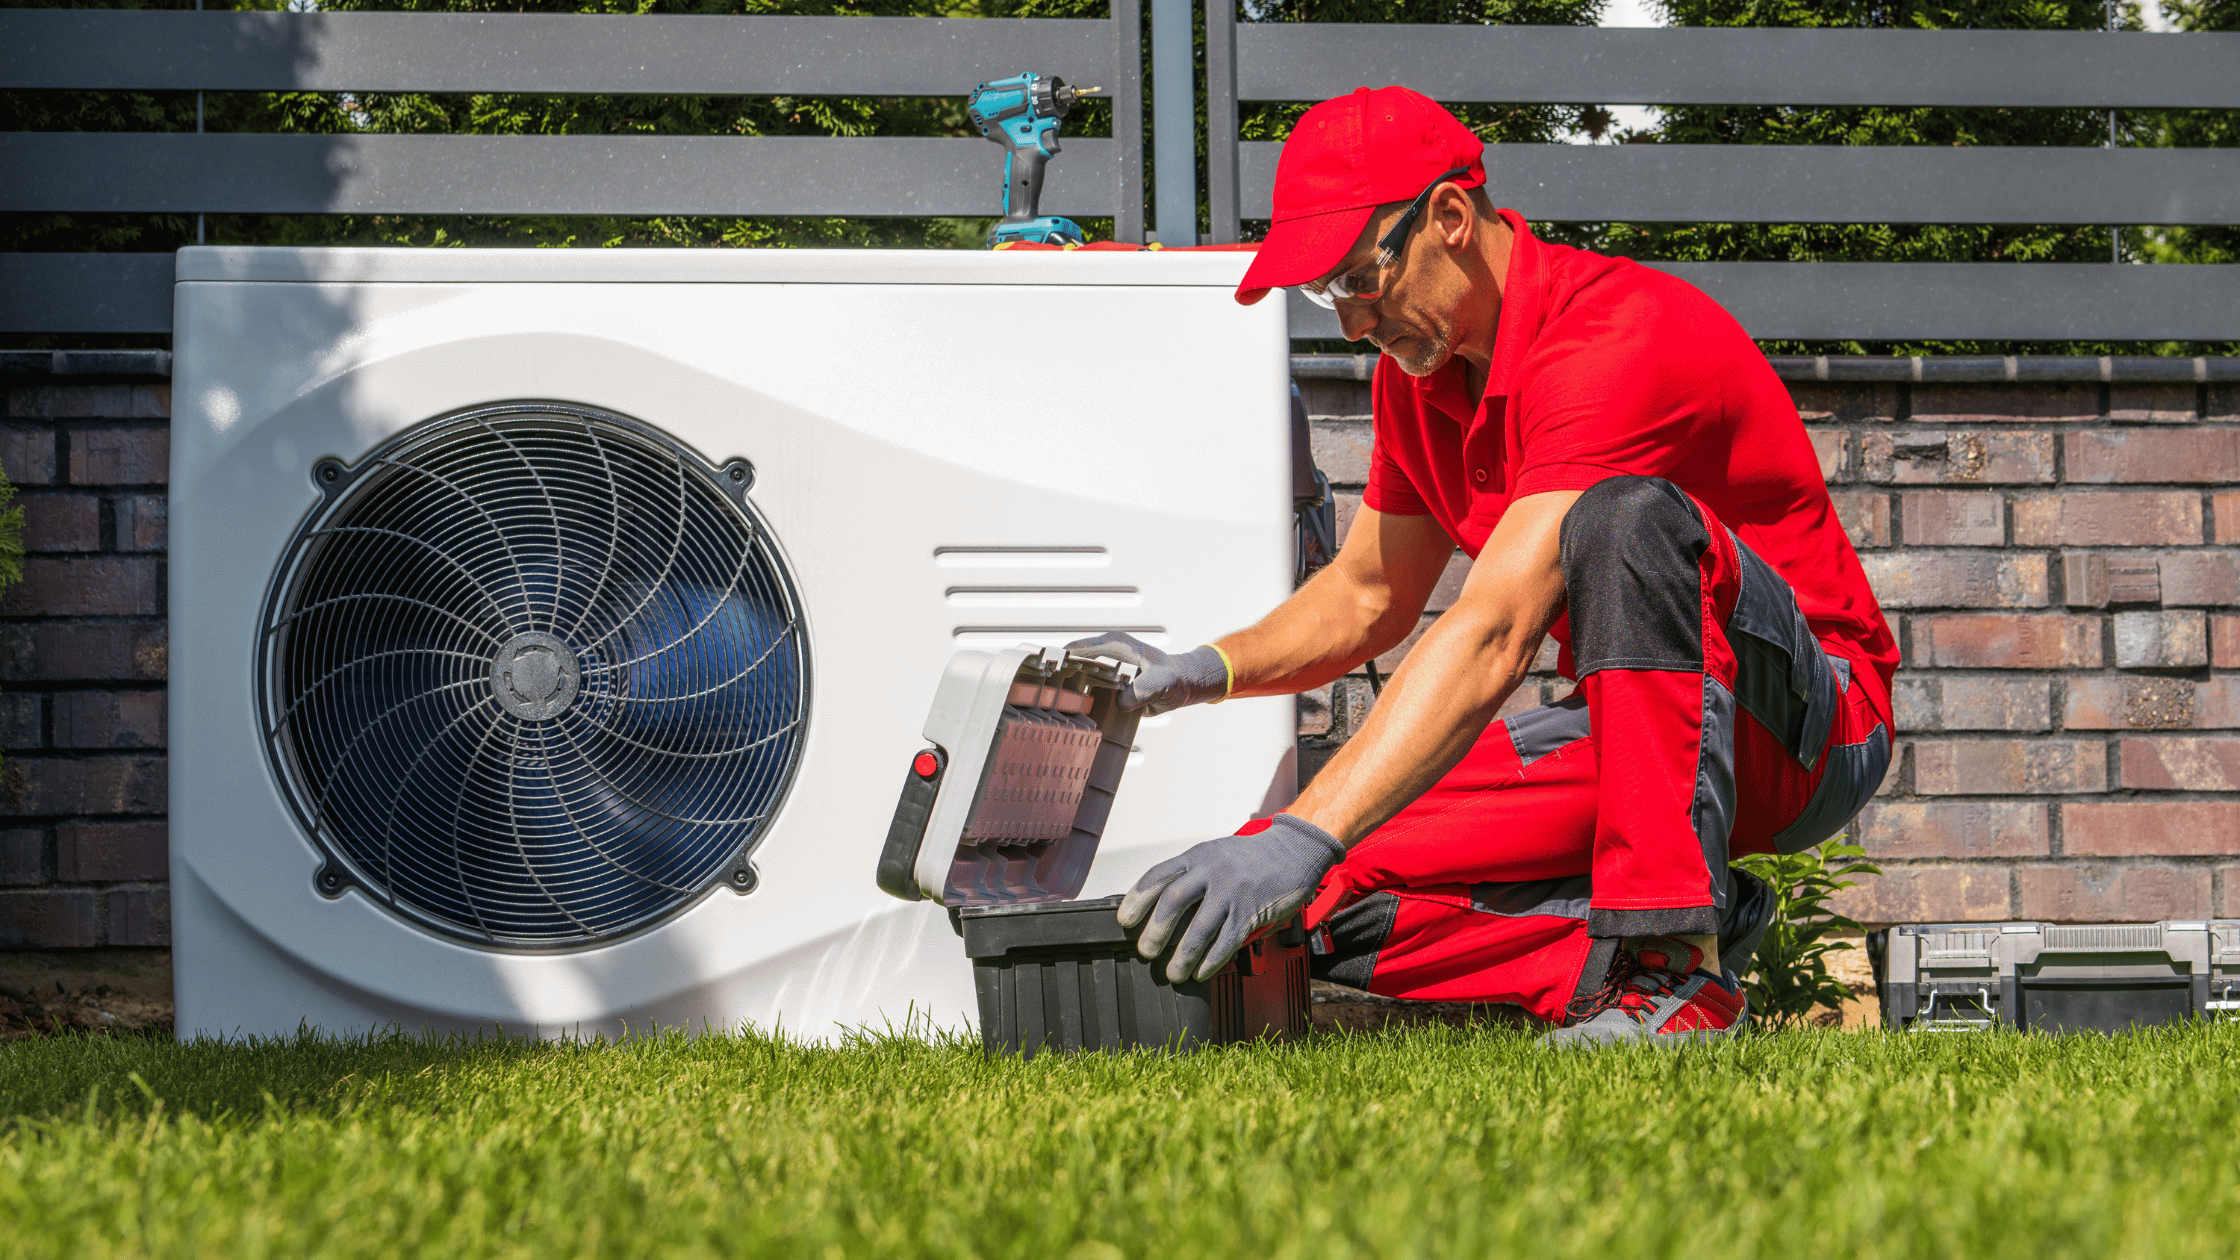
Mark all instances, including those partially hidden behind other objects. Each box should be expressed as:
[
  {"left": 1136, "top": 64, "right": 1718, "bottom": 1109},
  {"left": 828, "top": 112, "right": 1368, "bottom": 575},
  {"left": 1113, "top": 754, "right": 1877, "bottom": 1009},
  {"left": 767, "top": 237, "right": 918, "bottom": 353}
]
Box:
[{"left": 169, "top": 248, "right": 1295, "bottom": 1042}]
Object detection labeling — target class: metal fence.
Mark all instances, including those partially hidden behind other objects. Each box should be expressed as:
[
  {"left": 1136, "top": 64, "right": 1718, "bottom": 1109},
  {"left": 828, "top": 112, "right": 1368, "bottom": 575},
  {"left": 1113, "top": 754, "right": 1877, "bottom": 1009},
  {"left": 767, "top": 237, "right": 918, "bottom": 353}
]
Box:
[
  {"left": 5, "top": 8, "right": 2240, "bottom": 343},
  {"left": 1204, "top": 18, "right": 2240, "bottom": 342},
  {"left": 0, "top": 9, "right": 1146, "bottom": 333}
]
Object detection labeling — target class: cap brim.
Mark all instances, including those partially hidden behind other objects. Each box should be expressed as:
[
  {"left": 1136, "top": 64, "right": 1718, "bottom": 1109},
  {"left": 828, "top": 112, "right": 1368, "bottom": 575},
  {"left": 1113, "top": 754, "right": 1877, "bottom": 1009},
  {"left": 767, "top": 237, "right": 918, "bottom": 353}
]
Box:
[{"left": 1234, "top": 204, "right": 1376, "bottom": 306}]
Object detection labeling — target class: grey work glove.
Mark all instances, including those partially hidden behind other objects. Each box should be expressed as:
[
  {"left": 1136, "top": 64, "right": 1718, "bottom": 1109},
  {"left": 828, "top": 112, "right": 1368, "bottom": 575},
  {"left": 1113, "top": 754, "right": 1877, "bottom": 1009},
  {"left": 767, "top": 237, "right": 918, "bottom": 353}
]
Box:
[
  {"left": 1064, "top": 631, "right": 1229, "bottom": 715},
  {"left": 1118, "top": 814, "right": 1345, "bottom": 983}
]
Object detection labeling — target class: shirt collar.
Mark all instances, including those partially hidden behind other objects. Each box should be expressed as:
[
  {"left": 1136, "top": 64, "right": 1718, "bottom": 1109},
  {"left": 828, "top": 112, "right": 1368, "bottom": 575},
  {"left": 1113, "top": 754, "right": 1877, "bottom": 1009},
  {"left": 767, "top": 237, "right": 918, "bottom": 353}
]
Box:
[{"left": 1481, "top": 209, "right": 1546, "bottom": 405}]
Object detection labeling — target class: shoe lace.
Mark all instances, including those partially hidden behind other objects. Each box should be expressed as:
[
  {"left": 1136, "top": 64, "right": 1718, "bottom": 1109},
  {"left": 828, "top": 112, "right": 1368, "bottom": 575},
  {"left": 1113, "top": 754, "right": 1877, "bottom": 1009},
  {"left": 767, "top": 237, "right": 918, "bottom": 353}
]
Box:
[{"left": 1563, "top": 947, "right": 1692, "bottom": 1025}]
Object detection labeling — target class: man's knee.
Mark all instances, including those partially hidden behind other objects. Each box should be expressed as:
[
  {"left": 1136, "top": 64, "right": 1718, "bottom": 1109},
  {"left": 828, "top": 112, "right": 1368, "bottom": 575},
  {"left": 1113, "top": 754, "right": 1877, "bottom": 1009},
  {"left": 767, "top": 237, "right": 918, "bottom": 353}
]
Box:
[
  {"left": 1558, "top": 476, "right": 1710, "bottom": 671},
  {"left": 1558, "top": 476, "right": 1704, "bottom": 589}
]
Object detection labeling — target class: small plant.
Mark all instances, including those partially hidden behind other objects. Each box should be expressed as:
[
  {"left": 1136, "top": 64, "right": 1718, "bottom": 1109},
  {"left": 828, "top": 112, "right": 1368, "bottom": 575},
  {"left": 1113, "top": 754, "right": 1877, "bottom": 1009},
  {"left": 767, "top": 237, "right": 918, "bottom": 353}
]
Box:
[{"left": 1732, "top": 838, "right": 1881, "bottom": 1031}]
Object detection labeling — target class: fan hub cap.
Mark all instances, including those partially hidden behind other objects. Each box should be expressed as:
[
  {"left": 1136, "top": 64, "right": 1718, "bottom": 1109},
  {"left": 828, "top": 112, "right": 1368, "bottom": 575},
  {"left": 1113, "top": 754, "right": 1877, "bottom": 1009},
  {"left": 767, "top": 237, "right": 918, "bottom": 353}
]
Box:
[{"left": 491, "top": 631, "right": 581, "bottom": 721}]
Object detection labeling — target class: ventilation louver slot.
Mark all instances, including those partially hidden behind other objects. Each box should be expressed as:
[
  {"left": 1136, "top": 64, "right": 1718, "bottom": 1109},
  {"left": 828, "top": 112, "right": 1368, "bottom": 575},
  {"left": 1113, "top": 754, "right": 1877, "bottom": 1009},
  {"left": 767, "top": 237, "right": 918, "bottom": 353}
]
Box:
[{"left": 261, "top": 404, "right": 808, "bottom": 948}]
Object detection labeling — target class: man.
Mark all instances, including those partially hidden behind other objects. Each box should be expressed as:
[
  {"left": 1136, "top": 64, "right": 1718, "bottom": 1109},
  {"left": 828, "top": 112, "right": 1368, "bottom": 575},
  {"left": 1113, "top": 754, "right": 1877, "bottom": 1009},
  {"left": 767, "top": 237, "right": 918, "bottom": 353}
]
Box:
[{"left": 1069, "top": 86, "right": 1896, "bottom": 1046}]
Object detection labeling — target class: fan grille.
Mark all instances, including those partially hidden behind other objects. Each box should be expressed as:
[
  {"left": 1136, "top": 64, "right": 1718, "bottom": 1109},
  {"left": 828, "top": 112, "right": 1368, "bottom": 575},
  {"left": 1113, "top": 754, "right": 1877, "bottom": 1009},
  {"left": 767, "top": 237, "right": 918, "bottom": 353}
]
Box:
[{"left": 261, "top": 404, "right": 807, "bottom": 948}]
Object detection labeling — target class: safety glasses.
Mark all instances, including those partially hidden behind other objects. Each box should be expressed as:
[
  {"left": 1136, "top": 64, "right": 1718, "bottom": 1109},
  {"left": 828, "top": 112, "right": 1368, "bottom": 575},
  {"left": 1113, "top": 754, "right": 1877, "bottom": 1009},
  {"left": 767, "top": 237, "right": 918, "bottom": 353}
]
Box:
[{"left": 1297, "top": 166, "right": 1474, "bottom": 310}]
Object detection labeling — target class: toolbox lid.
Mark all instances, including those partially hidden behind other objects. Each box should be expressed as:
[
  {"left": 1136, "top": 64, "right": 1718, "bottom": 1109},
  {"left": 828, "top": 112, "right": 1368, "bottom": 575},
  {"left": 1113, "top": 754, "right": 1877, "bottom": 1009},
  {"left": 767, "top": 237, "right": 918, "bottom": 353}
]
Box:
[{"left": 875, "top": 645, "right": 1142, "bottom": 908}]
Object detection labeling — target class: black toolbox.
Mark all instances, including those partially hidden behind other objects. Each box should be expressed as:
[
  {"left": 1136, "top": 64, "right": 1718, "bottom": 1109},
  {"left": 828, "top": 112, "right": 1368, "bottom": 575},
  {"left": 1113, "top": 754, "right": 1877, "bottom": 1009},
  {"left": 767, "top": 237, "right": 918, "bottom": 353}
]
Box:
[
  {"left": 1870, "top": 919, "right": 2240, "bottom": 1032},
  {"left": 877, "top": 645, "right": 1308, "bottom": 1057}
]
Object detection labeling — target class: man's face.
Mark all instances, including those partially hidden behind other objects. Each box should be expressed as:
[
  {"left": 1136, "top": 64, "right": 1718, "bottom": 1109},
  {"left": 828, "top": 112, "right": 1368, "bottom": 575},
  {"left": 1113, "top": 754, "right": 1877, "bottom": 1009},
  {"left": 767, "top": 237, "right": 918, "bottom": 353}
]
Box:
[{"left": 1320, "top": 197, "right": 1472, "bottom": 377}]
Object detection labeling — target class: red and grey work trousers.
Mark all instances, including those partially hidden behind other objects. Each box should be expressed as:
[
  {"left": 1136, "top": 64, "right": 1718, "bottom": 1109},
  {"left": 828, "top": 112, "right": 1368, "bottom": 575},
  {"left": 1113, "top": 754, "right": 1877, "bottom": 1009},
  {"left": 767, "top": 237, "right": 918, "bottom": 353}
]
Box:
[{"left": 1303, "top": 476, "right": 1891, "bottom": 1025}]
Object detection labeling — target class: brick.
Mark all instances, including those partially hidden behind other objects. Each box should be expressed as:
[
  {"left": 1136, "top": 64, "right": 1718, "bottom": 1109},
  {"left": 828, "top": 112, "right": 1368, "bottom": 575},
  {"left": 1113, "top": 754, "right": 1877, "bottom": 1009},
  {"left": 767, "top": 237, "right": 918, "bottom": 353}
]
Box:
[
  {"left": 3, "top": 383, "right": 168, "bottom": 421},
  {"left": 2119, "top": 737, "right": 2240, "bottom": 792},
  {"left": 0, "top": 691, "right": 40, "bottom": 749},
  {"left": 2105, "top": 384, "right": 2196, "bottom": 424},
  {"left": 1851, "top": 800, "right": 2048, "bottom": 858},
  {"left": 2157, "top": 552, "right": 2240, "bottom": 607},
  {"left": 1901, "top": 492, "right": 2003, "bottom": 545},
  {"left": 1911, "top": 383, "right": 2097, "bottom": 426},
  {"left": 1828, "top": 863, "right": 2011, "bottom": 925},
  {"left": 105, "top": 888, "right": 169, "bottom": 947},
  {"left": 0, "top": 556, "right": 161, "bottom": 617},
  {"left": 1892, "top": 676, "right": 1936, "bottom": 731},
  {"left": 2211, "top": 384, "right": 2240, "bottom": 424},
  {"left": 1494, "top": 687, "right": 1543, "bottom": 721},
  {"left": 2062, "top": 677, "right": 2240, "bottom": 730},
  {"left": 1859, "top": 551, "right": 2045, "bottom": 609},
  {"left": 1297, "top": 686, "right": 1332, "bottom": 737},
  {"left": 1910, "top": 615, "right": 2100, "bottom": 669},
  {"left": 1297, "top": 380, "right": 1371, "bottom": 422},
  {"left": 2065, "top": 802, "right": 2240, "bottom": 857},
  {"left": 2064, "top": 429, "right": 2240, "bottom": 483},
  {"left": 2015, "top": 864, "right": 2209, "bottom": 922},
  {"left": 1893, "top": 676, "right": 2052, "bottom": 732},
  {"left": 2113, "top": 610, "right": 2207, "bottom": 670},
  {"left": 1806, "top": 429, "right": 1850, "bottom": 482},
  {"left": 2216, "top": 491, "right": 2240, "bottom": 544},
  {"left": 1334, "top": 491, "right": 1362, "bottom": 544},
  {"left": 2011, "top": 492, "right": 2202, "bottom": 546},
  {"left": 51, "top": 691, "right": 166, "bottom": 750},
  {"left": 54, "top": 821, "right": 168, "bottom": 882},
  {"left": 0, "top": 623, "right": 167, "bottom": 683},
  {"left": 0, "top": 889, "right": 97, "bottom": 948},
  {"left": 2223, "top": 867, "right": 2240, "bottom": 919},
  {"left": 1912, "top": 741, "right": 2104, "bottom": 795},
  {"left": 1308, "top": 420, "right": 1373, "bottom": 484},
  {"left": 69, "top": 427, "right": 169, "bottom": 486},
  {"left": 1, "top": 425, "right": 57, "bottom": 485},
  {"left": 1829, "top": 490, "right": 1891, "bottom": 548},
  {"left": 2214, "top": 615, "right": 2240, "bottom": 668},
  {"left": 1426, "top": 550, "right": 1472, "bottom": 612},
  {"left": 2, "top": 756, "right": 167, "bottom": 817},
  {"left": 115, "top": 494, "right": 167, "bottom": 552},
  {"left": 0, "top": 828, "right": 43, "bottom": 886},
  {"left": 2059, "top": 553, "right": 2160, "bottom": 608},
  {"left": 18, "top": 494, "right": 100, "bottom": 552},
  {"left": 1860, "top": 431, "right": 2054, "bottom": 484},
  {"left": 1788, "top": 382, "right": 1897, "bottom": 424}
]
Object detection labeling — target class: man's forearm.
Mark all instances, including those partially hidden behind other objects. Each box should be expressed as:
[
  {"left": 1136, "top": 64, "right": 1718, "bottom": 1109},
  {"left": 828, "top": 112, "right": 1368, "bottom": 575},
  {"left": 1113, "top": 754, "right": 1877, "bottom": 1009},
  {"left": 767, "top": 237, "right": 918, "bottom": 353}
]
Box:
[{"left": 1213, "top": 560, "right": 1422, "bottom": 698}]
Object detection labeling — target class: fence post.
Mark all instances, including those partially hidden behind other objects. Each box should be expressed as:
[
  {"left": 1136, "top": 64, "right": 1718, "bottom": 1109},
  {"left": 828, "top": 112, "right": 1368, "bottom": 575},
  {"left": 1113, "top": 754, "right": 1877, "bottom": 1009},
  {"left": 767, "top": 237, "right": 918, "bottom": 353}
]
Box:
[
  {"left": 1204, "top": 0, "right": 1239, "bottom": 244},
  {"left": 1149, "top": 0, "right": 1196, "bottom": 244},
  {"left": 1111, "top": 0, "right": 1146, "bottom": 244}
]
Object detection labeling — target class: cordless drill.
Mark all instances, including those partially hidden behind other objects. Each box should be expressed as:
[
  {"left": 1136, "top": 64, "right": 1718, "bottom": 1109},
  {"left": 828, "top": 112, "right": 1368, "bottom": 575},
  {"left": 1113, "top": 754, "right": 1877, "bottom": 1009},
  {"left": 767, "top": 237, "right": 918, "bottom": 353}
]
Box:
[{"left": 967, "top": 73, "right": 1095, "bottom": 248}]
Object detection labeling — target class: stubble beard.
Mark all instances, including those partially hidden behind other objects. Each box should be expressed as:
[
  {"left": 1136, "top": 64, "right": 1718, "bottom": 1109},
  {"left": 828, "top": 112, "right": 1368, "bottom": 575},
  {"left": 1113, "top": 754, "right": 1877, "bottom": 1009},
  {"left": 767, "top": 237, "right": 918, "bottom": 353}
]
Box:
[{"left": 1379, "top": 326, "right": 1454, "bottom": 377}]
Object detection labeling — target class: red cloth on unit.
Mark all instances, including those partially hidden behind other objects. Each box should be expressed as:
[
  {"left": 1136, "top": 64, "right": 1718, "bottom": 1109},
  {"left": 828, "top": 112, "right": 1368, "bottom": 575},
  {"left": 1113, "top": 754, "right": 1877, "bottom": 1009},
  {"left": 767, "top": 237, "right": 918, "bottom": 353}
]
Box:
[{"left": 1361, "top": 211, "right": 1899, "bottom": 695}]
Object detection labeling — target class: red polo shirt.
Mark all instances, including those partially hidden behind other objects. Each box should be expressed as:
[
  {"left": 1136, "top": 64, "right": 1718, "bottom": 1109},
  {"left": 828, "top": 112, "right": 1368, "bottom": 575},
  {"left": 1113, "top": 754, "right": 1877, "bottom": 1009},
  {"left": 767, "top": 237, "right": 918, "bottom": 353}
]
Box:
[{"left": 1364, "top": 211, "right": 1899, "bottom": 693}]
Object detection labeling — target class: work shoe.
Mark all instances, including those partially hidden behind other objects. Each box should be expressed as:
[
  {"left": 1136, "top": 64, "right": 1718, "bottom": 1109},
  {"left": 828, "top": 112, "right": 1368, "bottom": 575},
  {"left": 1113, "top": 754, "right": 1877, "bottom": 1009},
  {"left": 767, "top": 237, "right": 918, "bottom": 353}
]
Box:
[
  {"left": 1541, "top": 937, "right": 1748, "bottom": 1048},
  {"left": 1719, "top": 868, "right": 1776, "bottom": 980}
]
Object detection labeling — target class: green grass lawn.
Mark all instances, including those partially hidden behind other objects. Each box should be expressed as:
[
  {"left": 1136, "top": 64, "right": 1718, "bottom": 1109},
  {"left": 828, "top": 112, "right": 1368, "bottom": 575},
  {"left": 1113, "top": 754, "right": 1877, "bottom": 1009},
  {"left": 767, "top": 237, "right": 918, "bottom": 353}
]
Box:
[{"left": 4, "top": 1021, "right": 2237, "bottom": 1259}]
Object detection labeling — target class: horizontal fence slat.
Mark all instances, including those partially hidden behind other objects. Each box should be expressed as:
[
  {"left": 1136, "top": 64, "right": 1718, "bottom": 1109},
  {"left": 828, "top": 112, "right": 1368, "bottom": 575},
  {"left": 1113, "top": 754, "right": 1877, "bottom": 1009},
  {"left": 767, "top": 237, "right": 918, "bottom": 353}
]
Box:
[
  {"left": 1285, "top": 263, "right": 2240, "bottom": 342},
  {"left": 14, "top": 254, "right": 2239, "bottom": 341},
  {"left": 1239, "top": 142, "right": 2240, "bottom": 225},
  {"left": 0, "top": 133, "right": 1119, "bottom": 218},
  {"left": 1239, "top": 25, "right": 2240, "bottom": 108},
  {"left": 0, "top": 254, "right": 175, "bottom": 335},
  {"left": 0, "top": 12, "right": 1118, "bottom": 96}
]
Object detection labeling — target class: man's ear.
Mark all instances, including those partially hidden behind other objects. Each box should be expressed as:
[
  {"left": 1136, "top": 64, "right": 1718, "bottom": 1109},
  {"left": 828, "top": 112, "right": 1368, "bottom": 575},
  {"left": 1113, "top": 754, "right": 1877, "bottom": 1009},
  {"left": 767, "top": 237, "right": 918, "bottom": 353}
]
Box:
[{"left": 1432, "top": 184, "right": 1476, "bottom": 253}]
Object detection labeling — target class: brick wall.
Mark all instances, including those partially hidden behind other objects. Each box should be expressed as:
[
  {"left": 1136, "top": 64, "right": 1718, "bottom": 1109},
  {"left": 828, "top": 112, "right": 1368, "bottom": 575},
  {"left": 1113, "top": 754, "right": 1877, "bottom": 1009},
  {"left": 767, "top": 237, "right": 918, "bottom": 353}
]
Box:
[
  {"left": 1, "top": 360, "right": 171, "bottom": 950},
  {"left": 1, "top": 355, "right": 2235, "bottom": 957},
  {"left": 1298, "top": 361, "right": 2240, "bottom": 927}
]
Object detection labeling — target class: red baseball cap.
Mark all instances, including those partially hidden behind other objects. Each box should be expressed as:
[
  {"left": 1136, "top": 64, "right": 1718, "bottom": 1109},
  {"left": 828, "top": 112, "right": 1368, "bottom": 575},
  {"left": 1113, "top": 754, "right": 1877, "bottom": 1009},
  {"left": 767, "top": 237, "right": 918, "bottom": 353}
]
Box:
[{"left": 1235, "top": 86, "right": 1486, "bottom": 306}]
